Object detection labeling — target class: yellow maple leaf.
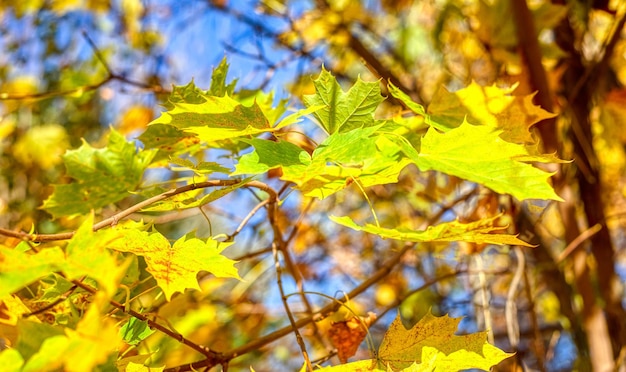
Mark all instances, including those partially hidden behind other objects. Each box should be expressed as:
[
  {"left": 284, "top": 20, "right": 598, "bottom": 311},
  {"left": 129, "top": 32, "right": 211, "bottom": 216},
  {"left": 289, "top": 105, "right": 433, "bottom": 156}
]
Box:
[{"left": 427, "top": 81, "right": 557, "bottom": 144}]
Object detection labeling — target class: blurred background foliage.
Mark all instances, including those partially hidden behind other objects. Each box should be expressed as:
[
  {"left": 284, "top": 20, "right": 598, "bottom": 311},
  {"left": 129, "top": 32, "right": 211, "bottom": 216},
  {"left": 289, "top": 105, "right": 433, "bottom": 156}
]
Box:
[{"left": 2, "top": 0, "right": 626, "bottom": 371}]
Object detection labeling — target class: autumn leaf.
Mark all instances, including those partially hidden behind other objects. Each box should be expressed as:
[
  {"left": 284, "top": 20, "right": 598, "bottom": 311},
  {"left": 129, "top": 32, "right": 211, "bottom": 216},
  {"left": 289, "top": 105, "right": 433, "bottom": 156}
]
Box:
[
  {"left": 63, "top": 214, "right": 130, "bottom": 297},
  {"left": 330, "top": 215, "right": 533, "bottom": 247},
  {"left": 108, "top": 229, "right": 241, "bottom": 300},
  {"left": 415, "top": 122, "right": 562, "bottom": 201},
  {"left": 328, "top": 313, "right": 377, "bottom": 363},
  {"left": 427, "top": 81, "right": 557, "bottom": 144},
  {"left": 319, "top": 312, "right": 512, "bottom": 371},
  {"left": 42, "top": 129, "right": 156, "bottom": 218},
  {"left": 0, "top": 244, "right": 65, "bottom": 298},
  {"left": 21, "top": 295, "right": 120, "bottom": 372},
  {"left": 378, "top": 311, "right": 513, "bottom": 370}
]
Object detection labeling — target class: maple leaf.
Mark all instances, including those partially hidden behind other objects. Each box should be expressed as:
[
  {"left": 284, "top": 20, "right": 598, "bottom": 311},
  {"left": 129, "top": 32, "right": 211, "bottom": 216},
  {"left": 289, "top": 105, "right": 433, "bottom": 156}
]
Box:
[
  {"left": 319, "top": 312, "right": 512, "bottom": 371},
  {"left": 330, "top": 215, "right": 533, "bottom": 246},
  {"left": 0, "top": 245, "right": 65, "bottom": 298},
  {"left": 427, "top": 81, "right": 557, "bottom": 144},
  {"left": 42, "top": 129, "right": 156, "bottom": 218},
  {"left": 328, "top": 313, "right": 377, "bottom": 363},
  {"left": 303, "top": 68, "right": 384, "bottom": 134},
  {"left": 63, "top": 215, "right": 130, "bottom": 297},
  {"left": 21, "top": 295, "right": 120, "bottom": 372},
  {"left": 151, "top": 94, "right": 273, "bottom": 143},
  {"left": 378, "top": 312, "right": 513, "bottom": 370},
  {"left": 233, "top": 127, "right": 411, "bottom": 198},
  {"left": 415, "top": 122, "right": 562, "bottom": 201},
  {"left": 109, "top": 229, "right": 240, "bottom": 300}
]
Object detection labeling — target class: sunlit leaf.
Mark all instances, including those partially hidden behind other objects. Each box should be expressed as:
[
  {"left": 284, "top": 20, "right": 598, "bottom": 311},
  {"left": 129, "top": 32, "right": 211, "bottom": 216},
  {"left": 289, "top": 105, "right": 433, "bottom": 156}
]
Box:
[
  {"left": 64, "top": 215, "right": 129, "bottom": 297},
  {"left": 427, "top": 82, "right": 557, "bottom": 143},
  {"left": 150, "top": 94, "right": 272, "bottom": 142},
  {"left": 234, "top": 126, "right": 410, "bottom": 198},
  {"left": 108, "top": 229, "right": 240, "bottom": 300},
  {"left": 414, "top": 122, "right": 561, "bottom": 201},
  {"left": 0, "top": 246, "right": 65, "bottom": 298},
  {"left": 378, "top": 312, "right": 513, "bottom": 370},
  {"left": 22, "top": 296, "right": 120, "bottom": 372},
  {"left": 42, "top": 129, "right": 156, "bottom": 218},
  {"left": 330, "top": 215, "right": 533, "bottom": 246},
  {"left": 303, "top": 68, "right": 384, "bottom": 134}
]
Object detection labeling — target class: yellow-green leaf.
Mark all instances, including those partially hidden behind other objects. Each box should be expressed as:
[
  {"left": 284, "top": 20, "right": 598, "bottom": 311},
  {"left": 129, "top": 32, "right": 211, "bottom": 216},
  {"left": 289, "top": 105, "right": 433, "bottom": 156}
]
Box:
[
  {"left": 64, "top": 215, "right": 129, "bottom": 297},
  {"left": 378, "top": 311, "right": 513, "bottom": 370},
  {"left": 427, "top": 81, "right": 557, "bottom": 144},
  {"left": 42, "top": 129, "right": 156, "bottom": 218},
  {"left": 330, "top": 215, "right": 533, "bottom": 247},
  {"left": 22, "top": 296, "right": 120, "bottom": 372},
  {"left": 0, "top": 246, "right": 65, "bottom": 298},
  {"left": 234, "top": 127, "right": 410, "bottom": 199},
  {"left": 109, "top": 229, "right": 241, "bottom": 300},
  {"left": 416, "top": 122, "right": 562, "bottom": 201}
]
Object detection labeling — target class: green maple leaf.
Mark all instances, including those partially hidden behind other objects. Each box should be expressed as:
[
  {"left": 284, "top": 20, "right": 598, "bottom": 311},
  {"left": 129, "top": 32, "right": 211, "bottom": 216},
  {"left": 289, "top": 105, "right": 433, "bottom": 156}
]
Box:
[
  {"left": 108, "top": 229, "right": 240, "bottom": 300},
  {"left": 208, "top": 57, "right": 238, "bottom": 97},
  {"left": 42, "top": 129, "right": 156, "bottom": 218},
  {"left": 414, "top": 121, "right": 562, "bottom": 201},
  {"left": 233, "top": 126, "right": 411, "bottom": 198},
  {"left": 303, "top": 68, "right": 384, "bottom": 134},
  {"left": 330, "top": 215, "right": 532, "bottom": 246}
]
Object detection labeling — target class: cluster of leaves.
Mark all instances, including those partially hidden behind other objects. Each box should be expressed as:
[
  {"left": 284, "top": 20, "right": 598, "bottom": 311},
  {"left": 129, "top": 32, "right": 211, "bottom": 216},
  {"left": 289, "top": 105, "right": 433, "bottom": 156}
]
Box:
[{"left": 0, "top": 57, "right": 563, "bottom": 371}]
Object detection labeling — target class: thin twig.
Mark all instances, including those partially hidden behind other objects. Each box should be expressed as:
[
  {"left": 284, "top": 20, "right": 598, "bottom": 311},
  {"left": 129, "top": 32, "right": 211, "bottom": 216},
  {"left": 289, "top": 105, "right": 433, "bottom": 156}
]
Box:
[
  {"left": 23, "top": 283, "right": 80, "bottom": 318},
  {"left": 227, "top": 199, "right": 270, "bottom": 241},
  {"left": 556, "top": 223, "right": 602, "bottom": 263},
  {"left": 272, "top": 241, "right": 313, "bottom": 371}
]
